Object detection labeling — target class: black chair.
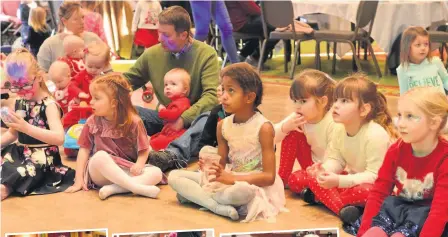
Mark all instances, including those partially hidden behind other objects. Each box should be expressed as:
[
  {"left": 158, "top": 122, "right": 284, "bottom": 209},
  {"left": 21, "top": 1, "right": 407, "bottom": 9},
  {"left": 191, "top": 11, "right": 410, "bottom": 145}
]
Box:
[
  {"left": 313, "top": 1, "right": 382, "bottom": 78},
  {"left": 259, "top": 0, "right": 314, "bottom": 79}
]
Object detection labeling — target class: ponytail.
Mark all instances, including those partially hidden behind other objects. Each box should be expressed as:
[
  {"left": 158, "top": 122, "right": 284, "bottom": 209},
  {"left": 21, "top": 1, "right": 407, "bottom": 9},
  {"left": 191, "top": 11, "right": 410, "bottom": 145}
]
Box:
[{"left": 372, "top": 92, "right": 399, "bottom": 139}]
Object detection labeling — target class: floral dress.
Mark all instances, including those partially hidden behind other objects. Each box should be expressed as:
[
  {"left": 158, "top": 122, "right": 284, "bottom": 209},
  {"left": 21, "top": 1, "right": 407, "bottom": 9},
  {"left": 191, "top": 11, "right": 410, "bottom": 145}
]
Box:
[{"left": 1, "top": 97, "right": 75, "bottom": 196}]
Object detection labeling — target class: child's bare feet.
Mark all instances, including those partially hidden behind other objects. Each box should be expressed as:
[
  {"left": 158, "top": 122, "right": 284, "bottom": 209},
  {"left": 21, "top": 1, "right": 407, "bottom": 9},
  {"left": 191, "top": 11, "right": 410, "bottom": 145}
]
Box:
[{"left": 1, "top": 184, "right": 11, "bottom": 200}]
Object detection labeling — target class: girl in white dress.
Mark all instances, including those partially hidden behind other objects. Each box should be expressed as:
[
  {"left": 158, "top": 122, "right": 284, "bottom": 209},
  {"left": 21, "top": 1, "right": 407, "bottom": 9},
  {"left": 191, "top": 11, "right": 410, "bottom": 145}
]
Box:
[{"left": 168, "top": 62, "right": 286, "bottom": 222}]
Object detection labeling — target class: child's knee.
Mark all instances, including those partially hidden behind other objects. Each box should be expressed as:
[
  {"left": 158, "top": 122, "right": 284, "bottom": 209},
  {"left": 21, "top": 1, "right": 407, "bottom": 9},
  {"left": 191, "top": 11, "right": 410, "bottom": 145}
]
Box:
[
  {"left": 167, "top": 169, "right": 182, "bottom": 185},
  {"left": 89, "top": 151, "right": 110, "bottom": 165},
  {"left": 144, "top": 166, "right": 163, "bottom": 181}
]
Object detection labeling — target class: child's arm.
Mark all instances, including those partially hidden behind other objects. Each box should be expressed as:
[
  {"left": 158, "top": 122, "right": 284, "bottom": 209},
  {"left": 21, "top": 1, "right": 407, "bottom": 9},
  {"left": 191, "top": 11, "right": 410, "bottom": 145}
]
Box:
[
  {"left": 65, "top": 147, "right": 90, "bottom": 192},
  {"left": 321, "top": 125, "right": 345, "bottom": 173},
  {"left": 434, "top": 57, "right": 448, "bottom": 92},
  {"left": 338, "top": 132, "right": 390, "bottom": 188},
  {"left": 1, "top": 128, "right": 18, "bottom": 147},
  {"left": 419, "top": 158, "right": 448, "bottom": 237},
  {"left": 4, "top": 103, "right": 64, "bottom": 145},
  {"left": 158, "top": 98, "right": 190, "bottom": 121},
  {"left": 273, "top": 112, "right": 306, "bottom": 144},
  {"left": 130, "top": 119, "right": 151, "bottom": 176},
  {"left": 217, "top": 120, "right": 229, "bottom": 168},
  {"left": 66, "top": 117, "right": 95, "bottom": 192},
  {"left": 216, "top": 122, "right": 276, "bottom": 187},
  {"left": 396, "top": 65, "right": 409, "bottom": 96},
  {"left": 357, "top": 145, "right": 399, "bottom": 236}
]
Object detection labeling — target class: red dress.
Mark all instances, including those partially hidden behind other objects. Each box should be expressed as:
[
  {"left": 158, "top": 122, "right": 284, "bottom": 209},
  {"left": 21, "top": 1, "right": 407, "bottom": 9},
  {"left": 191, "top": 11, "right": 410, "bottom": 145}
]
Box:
[
  {"left": 150, "top": 96, "right": 191, "bottom": 151},
  {"left": 63, "top": 70, "right": 95, "bottom": 129},
  {"left": 58, "top": 56, "right": 85, "bottom": 78}
]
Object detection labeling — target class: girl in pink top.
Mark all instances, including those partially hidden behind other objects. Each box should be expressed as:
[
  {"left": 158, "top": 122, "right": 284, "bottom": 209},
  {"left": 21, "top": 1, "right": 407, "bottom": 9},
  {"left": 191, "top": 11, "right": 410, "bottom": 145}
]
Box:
[
  {"left": 81, "top": 1, "right": 107, "bottom": 43},
  {"left": 65, "top": 73, "right": 164, "bottom": 200}
]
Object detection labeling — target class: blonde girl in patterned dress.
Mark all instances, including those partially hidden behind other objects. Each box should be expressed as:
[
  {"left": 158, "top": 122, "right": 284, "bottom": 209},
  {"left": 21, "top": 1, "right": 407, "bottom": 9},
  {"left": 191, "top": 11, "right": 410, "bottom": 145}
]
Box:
[
  {"left": 1, "top": 48, "right": 75, "bottom": 200},
  {"left": 169, "top": 63, "right": 286, "bottom": 222}
]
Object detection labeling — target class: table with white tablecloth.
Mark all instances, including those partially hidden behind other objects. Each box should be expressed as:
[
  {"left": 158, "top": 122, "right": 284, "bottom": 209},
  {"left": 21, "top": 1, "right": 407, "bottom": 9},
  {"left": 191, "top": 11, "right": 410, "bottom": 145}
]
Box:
[{"left": 292, "top": 1, "right": 448, "bottom": 56}]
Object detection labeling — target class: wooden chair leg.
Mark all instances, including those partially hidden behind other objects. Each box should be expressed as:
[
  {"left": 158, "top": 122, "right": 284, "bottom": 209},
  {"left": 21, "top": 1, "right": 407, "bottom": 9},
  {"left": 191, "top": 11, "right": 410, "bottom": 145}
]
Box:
[
  {"left": 368, "top": 42, "right": 382, "bottom": 78},
  {"left": 349, "top": 42, "right": 361, "bottom": 73},
  {"left": 332, "top": 42, "right": 337, "bottom": 75},
  {"left": 315, "top": 41, "right": 321, "bottom": 70},
  {"left": 258, "top": 39, "right": 267, "bottom": 72}
]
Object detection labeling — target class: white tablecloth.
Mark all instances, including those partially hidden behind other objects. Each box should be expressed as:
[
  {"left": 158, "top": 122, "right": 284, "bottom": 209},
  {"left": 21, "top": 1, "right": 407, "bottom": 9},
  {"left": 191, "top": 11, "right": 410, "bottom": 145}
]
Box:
[{"left": 293, "top": 1, "right": 448, "bottom": 55}]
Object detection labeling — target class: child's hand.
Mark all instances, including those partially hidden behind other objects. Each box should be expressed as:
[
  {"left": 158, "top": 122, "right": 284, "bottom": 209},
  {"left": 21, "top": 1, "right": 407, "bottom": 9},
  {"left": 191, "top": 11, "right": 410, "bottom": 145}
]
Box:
[
  {"left": 65, "top": 180, "right": 88, "bottom": 193},
  {"left": 282, "top": 113, "right": 307, "bottom": 133},
  {"left": 3, "top": 111, "right": 29, "bottom": 133},
  {"left": 316, "top": 171, "right": 339, "bottom": 189},
  {"left": 130, "top": 163, "right": 145, "bottom": 176},
  {"left": 198, "top": 158, "right": 204, "bottom": 171},
  {"left": 306, "top": 163, "right": 322, "bottom": 177},
  {"left": 208, "top": 163, "right": 234, "bottom": 185},
  {"left": 78, "top": 92, "right": 90, "bottom": 99}
]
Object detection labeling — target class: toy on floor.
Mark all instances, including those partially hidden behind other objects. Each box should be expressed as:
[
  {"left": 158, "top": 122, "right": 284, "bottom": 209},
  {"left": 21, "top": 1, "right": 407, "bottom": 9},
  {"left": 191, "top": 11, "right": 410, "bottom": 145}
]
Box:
[{"left": 63, "top": 105, "right": 92, "bottom": 158}]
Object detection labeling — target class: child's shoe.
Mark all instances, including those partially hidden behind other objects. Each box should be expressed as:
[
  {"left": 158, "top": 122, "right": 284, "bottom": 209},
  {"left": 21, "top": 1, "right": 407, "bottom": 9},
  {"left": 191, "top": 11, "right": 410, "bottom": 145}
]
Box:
[
  {"left": 301, "top": 188, "right": 318, "bottom": 204},
  {"left": 339, "top": 205, "right": 363, "bottom": 224}
]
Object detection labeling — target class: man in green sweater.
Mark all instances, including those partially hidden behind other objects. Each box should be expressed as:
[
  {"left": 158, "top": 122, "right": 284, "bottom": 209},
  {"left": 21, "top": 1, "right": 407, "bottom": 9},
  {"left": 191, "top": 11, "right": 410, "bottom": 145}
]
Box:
[{"left": 124, "top": 6, "right": 219, "bottom": 172}]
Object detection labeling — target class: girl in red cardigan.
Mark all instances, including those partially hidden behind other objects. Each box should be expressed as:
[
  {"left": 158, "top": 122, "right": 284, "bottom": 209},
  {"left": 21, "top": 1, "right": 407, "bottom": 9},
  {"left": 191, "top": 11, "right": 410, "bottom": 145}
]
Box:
[{"left": 358, "top": 86, "right": 448, "bottom": 237}]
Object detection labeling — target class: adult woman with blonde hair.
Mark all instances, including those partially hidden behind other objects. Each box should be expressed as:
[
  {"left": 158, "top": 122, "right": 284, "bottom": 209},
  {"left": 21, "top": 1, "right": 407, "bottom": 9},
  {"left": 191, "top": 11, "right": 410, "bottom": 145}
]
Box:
[{"left": 37, "top": 1, "right": 101, "bottom": 72}]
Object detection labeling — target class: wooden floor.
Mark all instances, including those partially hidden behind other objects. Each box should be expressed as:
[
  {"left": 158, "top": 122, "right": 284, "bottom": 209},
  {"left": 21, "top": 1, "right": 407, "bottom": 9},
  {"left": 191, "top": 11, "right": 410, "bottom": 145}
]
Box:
[{"left": 1, "top": 83, "right": 399, "bottom": 237}]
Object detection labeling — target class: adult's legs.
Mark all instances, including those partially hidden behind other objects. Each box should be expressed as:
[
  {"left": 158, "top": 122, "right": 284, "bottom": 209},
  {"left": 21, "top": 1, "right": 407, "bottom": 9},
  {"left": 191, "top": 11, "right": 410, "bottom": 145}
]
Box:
[
  {"left": 148, "top": 112, "right": 210, "bottom": 171},
  {"left": 237, "top": 15, "right": 279, "bottom": 63},
  {"left": 168, "top": 169, "right": 239, "bottom": 220},
  {"left": 190, "top": 1, "right": 212, "bottom": 42},
  {"left": 88, "top": 151, "right": 161, "bottom": 199},
  {"left": 135, "top": 106, "right": 164, "bottom": 136},
  {"left": 211, "top": 0, "right": 239, "bottom": 63}
]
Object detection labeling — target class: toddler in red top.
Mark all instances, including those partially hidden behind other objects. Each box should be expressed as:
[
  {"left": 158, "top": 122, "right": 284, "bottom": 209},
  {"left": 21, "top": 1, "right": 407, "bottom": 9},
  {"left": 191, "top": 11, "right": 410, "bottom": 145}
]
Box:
[
  {"left": 358, "top": 87, "right": 448, "bottom": 237},
  {"left": 150, "top": 68, "right": 191, "bottom": 151},
  {"left": 58, "top": 35, "right": 85, "bottom": 78},
  {"left": 64, "top": 40, "right": 111, "bottom": 129},
  {"left": 48, "top": 61, "right": 74, "bottom": 114}
]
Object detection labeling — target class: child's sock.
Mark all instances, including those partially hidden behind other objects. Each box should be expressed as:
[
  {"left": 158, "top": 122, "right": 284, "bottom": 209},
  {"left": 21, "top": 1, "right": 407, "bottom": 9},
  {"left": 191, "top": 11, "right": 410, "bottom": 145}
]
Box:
[
  {"left": 362, "top": 227, "right": 388, "bottom": 237},
  {"left": 98, "top": 184, "right": 130, "bottom": 200},
  {"left": 215, "top": 204, "right": 239, "bottom": 221},
  {"left": 176, "top": 193, "right": 191, "bottom": 204},
  {"left": 99, "top": 184, "right": 160, "bottom": 200}
]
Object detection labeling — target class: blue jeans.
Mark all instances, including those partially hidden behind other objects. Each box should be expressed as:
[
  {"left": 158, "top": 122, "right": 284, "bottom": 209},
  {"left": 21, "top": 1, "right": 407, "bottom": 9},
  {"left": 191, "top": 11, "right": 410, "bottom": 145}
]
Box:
[
  {"left": 136, "top": 106, "right": 209, "bottom": 165},
  {"left": 190, "top": 0, "right": 239, "bottom": 63}
]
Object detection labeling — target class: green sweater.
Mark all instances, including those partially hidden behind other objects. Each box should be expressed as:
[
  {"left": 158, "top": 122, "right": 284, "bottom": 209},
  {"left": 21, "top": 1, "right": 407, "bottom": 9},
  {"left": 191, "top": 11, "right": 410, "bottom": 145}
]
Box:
[{"left": 124, "top": 40, "right": 219, "bottom": 126}]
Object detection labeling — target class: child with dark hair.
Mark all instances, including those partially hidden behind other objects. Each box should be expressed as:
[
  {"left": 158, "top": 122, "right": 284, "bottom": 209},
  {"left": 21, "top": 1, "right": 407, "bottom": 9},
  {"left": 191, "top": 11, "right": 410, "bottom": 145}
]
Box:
[{"left": 168, "top": 63, "right": 286, "bottom": 222}]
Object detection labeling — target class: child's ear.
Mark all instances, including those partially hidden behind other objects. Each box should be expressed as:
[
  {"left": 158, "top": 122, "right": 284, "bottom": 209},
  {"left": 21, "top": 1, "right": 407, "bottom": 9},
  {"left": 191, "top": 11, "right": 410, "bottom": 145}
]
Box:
[
  {"left": 429, "top": 116, "right": 442, "bottom": 131},
  {"left": 318, "top": 96, "right": 328, "bottom": 108},
  {"left": 246, "top": 92, "right": 256, "bottom": 104},
  {"left": 360, "top": 103, "right": 372, "bottom": 117}
]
